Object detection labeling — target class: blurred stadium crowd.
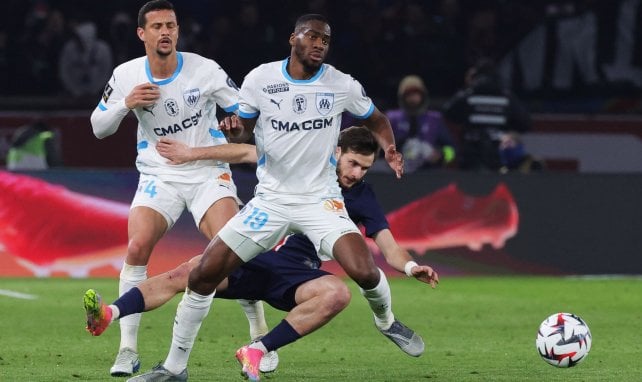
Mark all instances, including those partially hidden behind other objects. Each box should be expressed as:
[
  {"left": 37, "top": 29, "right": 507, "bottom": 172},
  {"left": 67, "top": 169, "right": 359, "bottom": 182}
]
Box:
[{"left": 2, "top": 0, "right": 641, "bottom": 113}]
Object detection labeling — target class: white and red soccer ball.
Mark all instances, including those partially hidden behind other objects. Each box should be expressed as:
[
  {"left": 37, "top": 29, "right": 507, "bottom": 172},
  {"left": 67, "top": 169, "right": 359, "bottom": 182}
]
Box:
[{"left": 536, "top": 312, "right": 592, "bottom": 368}]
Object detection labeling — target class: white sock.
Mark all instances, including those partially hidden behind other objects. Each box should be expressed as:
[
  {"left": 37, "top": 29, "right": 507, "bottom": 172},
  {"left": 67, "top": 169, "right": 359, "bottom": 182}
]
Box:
[
  {"left": 109, "top": 305, "right": 120, "bottom": 321},
  {"left": 248, "top": 340, "right": 268, "bottom": 354},
  {"left": 118, "top": 262, "right": 147, "bottom": 351},
  {"left": 164, "top": 289, "right": 215, "bottom": 375},
  {"left": 237, "top": 299, "right": 269, "bottom": 340},
  {"left": 360, "top": 268, "right": 395, "bottom": 330}
]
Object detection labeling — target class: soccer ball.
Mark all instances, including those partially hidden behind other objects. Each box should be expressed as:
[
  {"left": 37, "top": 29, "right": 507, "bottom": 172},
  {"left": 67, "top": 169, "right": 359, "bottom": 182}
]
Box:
[{"left": 535, "top": 312, "right": 592, "bottom": 367}]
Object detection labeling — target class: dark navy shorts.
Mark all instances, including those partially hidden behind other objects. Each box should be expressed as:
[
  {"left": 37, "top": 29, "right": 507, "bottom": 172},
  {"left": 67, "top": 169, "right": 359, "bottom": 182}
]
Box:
[{"left": 215, "top": 237, "right": 330, "bottom": 312}]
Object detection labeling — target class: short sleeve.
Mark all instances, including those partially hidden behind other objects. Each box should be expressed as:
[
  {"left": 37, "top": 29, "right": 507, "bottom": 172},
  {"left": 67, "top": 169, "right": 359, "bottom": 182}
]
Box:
[
  {"left": 209, "top": 60, "right": 240, "bottom": 113},
  {"left": 238, "top": 69, "right": 260, "bottom": 119},
  {"left": 344, "top": 77, "right": 375, "bottom": 119}
]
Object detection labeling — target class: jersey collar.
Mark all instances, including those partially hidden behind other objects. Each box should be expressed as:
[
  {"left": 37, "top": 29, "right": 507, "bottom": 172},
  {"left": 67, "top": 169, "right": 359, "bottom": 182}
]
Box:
[
  {"left": 145, "top": 52, "right": 184, "bottom": 85},
  {"left": 281, "top": 57, "right": 325, "bottom": 84}
]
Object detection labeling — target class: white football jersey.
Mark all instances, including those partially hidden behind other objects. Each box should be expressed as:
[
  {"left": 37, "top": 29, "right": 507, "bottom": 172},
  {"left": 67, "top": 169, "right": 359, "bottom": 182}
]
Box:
[
  {"left": 91, "top": 52, "right": 239, "bottom": 182},
  {"left": 239, "top": 58, "right": 374, "bottom": 203}
]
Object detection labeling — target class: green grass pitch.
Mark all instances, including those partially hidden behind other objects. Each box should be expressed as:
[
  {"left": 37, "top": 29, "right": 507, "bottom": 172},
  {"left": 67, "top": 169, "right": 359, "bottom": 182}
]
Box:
[{"left": 0, "top": 276, "right": 640, "bottom": 381}]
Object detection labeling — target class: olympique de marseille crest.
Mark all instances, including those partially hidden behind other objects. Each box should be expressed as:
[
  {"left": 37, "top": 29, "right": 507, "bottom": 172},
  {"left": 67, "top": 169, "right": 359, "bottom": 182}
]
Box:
[
  {"left": 183, "top": 88, "right": 200, "bottom": 108},
  {"left": 316, "top": 92, "right": 334, "bottom": 115}
]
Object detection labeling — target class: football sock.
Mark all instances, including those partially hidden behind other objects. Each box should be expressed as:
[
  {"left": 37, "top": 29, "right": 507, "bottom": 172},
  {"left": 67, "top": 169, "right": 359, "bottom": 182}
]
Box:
[
  {"left": 118, "top": 263, "right": 147, "bottom": 351},
  {"left": 260, "top": 319, "right": 301, "bottom": 352},
  {"left": 164, "top": 289, "right": 215, "bottom": 375},
  {"left": 248, "top": 340, "right": 268, "bottom": 354},
  {"left": 112, "top": 287, "right": 145, "bottom": 320},
  {"left": 360, "top": 268, "right": 395, "bottom": 330},
  {"left": 109, "top": 305, "right": 120, "bottom": 321},
  {"left": 237, "top": 299, "right": 269, "bottom": 340}
]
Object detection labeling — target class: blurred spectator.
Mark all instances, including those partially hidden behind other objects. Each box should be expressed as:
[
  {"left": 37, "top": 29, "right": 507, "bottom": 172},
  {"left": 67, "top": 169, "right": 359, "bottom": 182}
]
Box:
[
  {"left": 223, "top": 1, "right": 278, "bottom": 84},
  {"left": 176, "top": 14, "right": 203, "bottom": 52},
  {"left": 6, "top": 120, "right": 63, "bottom": 170},
  {"left": 0, "top": 29, "right": 9, "bottom": 92},
  {"left": 443, "top": 59, "right": 541, "bottom": 173},
  {"left": 1, "top": 0, "right": 638, "bottom": 113},
  {"left": 109, "top": 11, "right": 140, "bottom": 65},
  {"left": 13, "top": 2, "right": 67, "bottom": 95},
  {"left": 465, "top": 5, "right": 500, "bottom": 67},
  {"left": 386, "top": 75, "right": 456, "bottom": 172},
  {"left": 58, "top": 21, "right": 113, "bottom": 98}
]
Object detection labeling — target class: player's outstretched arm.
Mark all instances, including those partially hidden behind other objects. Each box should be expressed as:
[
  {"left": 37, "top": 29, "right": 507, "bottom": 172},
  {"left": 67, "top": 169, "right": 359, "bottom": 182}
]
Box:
[
  {"left": 362, "top": 108, "right": 404, "bottom": 178},
  {"left": 373, "top": 229, "right": 439, "bottom": 288},
  {"left": 156, "top": 138, "right": 258, "bottom": 165}
]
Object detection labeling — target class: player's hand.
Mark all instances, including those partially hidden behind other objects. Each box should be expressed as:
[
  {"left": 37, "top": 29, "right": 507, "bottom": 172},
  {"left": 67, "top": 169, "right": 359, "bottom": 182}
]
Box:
[
  {"left": 409, "top": 265, "right": 439, "bottom": 289},
  {"left": 219, "top": 115, "right": 244, "bottom": 139},
  {"left": 156, "top": 138, "right": 193, "bottom": 165},
  {"left": 384, "top": 145, "right": 404, "bottom": 178},
  {"left": 125, "top": 83, "right": 160, "bottom": 109}
]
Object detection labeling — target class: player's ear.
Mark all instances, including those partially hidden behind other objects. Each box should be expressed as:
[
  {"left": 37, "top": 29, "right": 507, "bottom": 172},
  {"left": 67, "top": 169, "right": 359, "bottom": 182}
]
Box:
[
  {"left": 137, "top": 27, "right": 145, "bottom": 42},
  {"left": 289, "top": 33, "right": 296, "bottom": 47},
  {"left": 335, "top": 147, "right": 342, "bottom": 157}
]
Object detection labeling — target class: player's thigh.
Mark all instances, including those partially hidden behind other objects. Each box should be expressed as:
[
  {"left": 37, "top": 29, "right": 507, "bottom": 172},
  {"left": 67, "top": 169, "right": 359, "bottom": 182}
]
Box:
[
  {"left": 185, "top": 175, "right": 242, "bottom": 238},
  {"left": 331, "top": 232, "right": 378, "bottom": 276},
  {"left": 198, "top": 197, "right": 239, "bottom": 240},
  {"left": 131, "top": 174, "right": 185, "bottom": 229},
  {"left": 189, "top": 236, "right": 245, "bottom": 292},
  {"left": 292, "top": 199, "right": 361, "bottom": 261}
]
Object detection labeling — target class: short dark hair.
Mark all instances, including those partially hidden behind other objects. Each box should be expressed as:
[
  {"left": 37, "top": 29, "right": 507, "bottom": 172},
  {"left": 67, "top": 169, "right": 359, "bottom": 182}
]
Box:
[
  {"left": 338, "top": 126, "right": 379, "bottom": 157},
  {"left": 294, "top": 14, "right": 329, "bottom": 32},
  {"left": 138, "top": 0, "right": 175, "bottom": 28}
]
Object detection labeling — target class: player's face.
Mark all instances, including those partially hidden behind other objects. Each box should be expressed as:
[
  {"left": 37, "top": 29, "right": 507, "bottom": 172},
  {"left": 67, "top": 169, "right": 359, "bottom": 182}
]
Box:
[
  {"left": 336, "top": 149, "right": 375, "bottom": 189},
  {"left": 290, "top": 21, "right": 331, "bottom": 71},
  {"left": 138, "top": 9, "right": 179, "bottom": 57}
]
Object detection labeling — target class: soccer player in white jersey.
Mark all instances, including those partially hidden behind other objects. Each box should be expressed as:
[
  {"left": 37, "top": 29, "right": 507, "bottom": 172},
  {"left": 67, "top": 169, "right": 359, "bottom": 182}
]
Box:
[
  {"left": 135, "top": 14, "right": 407, "bottom": 382},
  {"left": 89, "top": 1, "right": 249, "bottom": 377}
]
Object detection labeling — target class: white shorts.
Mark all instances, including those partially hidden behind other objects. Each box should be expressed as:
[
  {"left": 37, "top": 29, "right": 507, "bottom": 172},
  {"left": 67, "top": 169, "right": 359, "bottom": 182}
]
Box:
[
  {"left": 131, "top": 172, "right": 242, "bottom": 229},
  {"left": 218, "top": 196, "right": 361, "bottom": 262}
]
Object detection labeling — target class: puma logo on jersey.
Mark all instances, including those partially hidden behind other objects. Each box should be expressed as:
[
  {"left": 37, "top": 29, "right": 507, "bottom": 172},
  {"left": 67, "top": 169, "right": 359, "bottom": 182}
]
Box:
[
  {"left": 270, "top": 98, "right": 283, "bottom": 109},
  {"left": 142, "top": 106, "right": 155, "bottom": 116}
]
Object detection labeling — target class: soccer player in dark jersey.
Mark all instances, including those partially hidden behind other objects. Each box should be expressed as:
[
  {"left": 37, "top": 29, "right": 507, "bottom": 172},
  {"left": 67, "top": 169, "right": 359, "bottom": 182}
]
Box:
[{"left": 84, "top": 126, "right": 438, "bottom": 381}]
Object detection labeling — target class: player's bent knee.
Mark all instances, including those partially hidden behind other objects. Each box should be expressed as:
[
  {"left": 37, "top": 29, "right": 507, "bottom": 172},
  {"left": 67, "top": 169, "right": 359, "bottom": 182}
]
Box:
[
  {"left": 126, "top": 239, "right": 153, "bottom": 264},
  {"left": 350, "top": 267, "right": 380, "bottom": 290},
  {"left": 322, "top": 279, "right": 351, "bottom": 314},
  {"left": 332, "top": 284, "right": 351, "bottom": 312}
]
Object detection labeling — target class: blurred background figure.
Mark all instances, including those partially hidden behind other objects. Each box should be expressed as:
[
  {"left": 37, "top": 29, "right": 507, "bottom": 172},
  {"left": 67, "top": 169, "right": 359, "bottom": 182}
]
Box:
[
  {"left": 109, "top": 11, "right": 140, "bottom": 66},
  {"left": 58, "top": 21, "right": 113, "bottom": 98},
  {"left": 386, "top": 75, "right": 456, "bottom": 173},
  {"left": 6, "top": 119, "right": 62, "bottom": 170},
  {"left": 443, "top": 59, "right": 541, "bottom": 173}
]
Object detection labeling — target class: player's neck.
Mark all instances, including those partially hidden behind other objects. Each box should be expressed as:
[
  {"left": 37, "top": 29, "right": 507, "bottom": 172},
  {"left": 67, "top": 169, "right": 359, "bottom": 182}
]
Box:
[
  {"left": 286, "top": 57, "right": 319, "bottom": 80},
  {"left": 147, "top": 52, "right": 178, "bottom": 79}
]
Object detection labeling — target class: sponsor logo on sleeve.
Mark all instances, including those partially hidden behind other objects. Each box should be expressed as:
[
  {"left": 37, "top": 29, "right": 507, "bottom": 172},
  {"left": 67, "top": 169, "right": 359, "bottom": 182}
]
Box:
[
  {"left": 226, "top": 76, "right": 239, "bottom": 90},
  {"left": 102, "top": 83, "right": 113, "bottom": 103}
]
